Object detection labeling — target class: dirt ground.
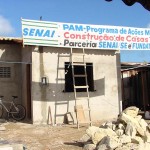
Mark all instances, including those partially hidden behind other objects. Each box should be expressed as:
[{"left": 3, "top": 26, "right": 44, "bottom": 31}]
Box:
[{"left": 0, "top": 120, "right": 101, "bottom": 150}]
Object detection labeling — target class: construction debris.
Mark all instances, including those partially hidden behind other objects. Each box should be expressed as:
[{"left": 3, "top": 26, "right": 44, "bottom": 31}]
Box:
[
  {"left": 79, "top": 106, "right": 150, "bottom": 150},
  {"left": 0, "top": 126, "right": 6, "bottom": 131},
  {"left": 0, "top": 144, "right": 26, "bottom": 150}
]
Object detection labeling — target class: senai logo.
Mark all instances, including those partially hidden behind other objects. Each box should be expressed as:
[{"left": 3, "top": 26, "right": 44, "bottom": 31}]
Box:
[{"left": 23, "top": 28, "right": 55, "bottom": 38}]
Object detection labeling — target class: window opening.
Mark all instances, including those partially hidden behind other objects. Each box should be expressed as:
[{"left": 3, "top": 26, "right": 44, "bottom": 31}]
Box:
[
  {"left": 65, "top": 62, "right": 94, "bottom": 92},
  {"left": 0, "top": 67, "right": 11, "bottom": 78}
]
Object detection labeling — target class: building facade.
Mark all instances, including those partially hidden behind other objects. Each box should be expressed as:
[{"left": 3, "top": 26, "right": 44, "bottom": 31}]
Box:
[{"left": 0, "top": 37, "right": 122, "bottom": 124}]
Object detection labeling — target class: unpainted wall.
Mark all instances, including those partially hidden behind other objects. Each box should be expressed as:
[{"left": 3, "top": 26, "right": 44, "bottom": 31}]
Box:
[
  {"left": 0, "top": 44, "right": 22, "bottom": 103},
  {"left": 32, "top": 46, "right": 122, "bottom": 124}
]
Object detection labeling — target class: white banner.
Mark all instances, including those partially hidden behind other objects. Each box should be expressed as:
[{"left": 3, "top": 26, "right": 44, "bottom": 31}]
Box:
[{"left": 22, "top": 19, "right": 150, "bottom": 50}]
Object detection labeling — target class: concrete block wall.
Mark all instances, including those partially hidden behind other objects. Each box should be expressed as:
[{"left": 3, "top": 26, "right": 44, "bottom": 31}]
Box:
[{"left": 0, "top": 44, "right": 22, "bottom": 104}]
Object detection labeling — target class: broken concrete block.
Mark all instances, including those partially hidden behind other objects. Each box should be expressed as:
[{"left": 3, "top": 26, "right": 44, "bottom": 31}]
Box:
[
  {"left": 0, "top": 144, "right": 26, "bottom": 150},
  {"left": 97, "top": 144, "right": 110, "bottom": 150},
  {"left": 118, "top": 134, "right": 131, "bottom": 144},
  {"left": 115, "top": 128, "right": 124, "bottom": 136},
  {"left": 122, "top": 106, "right": 139, "bottom": 118},
  {"left": 86, "top": 126, "right": 100, "bottom": 138},
  {"left": 118, "top": 123, "right": 125, "bottom": 130},
  {"left": 134, "top": 115, "right": 142, "bottom": 122},
  {"left": 83, "top": 144, "right": 96, "bottom": 150},
  {"left": 99, "top": 123, "right": 106, "bottom": 128},
  {"left": 105, "top": 121, "right": 113, "bottom": 129},
  {"left": 115, "top": 143, "right": 139, "bottom": 150},
  {"left": 112, "top": 124, "right": 116, "bottom": 131},
  {"left": 91, "top": 128, "right": 117, "bottom": 145},
  {"left": 119, "top": 113, "right": 145, "bottom": 136},
  {"left": 143, "top": 131, "right": 150, "bottom": 143},
  {"left": 79, "top": 134, "right": 91, "bottom": 143},
  {"left": 12, "top": 144, "right": 26, "bottom": 150},
  {"left": 131, "top": 136, "right": 144, "bottom": 144},
  {"left": 80, "top": 106, "right": 150, "bottom": 150},
  {"left": 138, "top": 142, "right": 150, "bottom": 150},
  {"left": 97, "top": 135, "right": 121, "bottom": 149},
  {"left": 139, "top": 119, "right": 148, "bottom": 131},
  {"left": 125, "top": 122, "right": 136, "bottom": 138}
]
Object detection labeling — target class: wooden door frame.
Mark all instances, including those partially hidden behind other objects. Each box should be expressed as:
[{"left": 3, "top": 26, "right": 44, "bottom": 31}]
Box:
[{"left": 26, "top": 64, "right": 32, "bottom": 119}]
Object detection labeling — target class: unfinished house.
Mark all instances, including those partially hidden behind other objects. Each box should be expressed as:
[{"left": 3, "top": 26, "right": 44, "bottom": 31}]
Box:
[
  {"left": 0, "top": 37, "right": 122, "bottom": 125},
  {"left": 0, "top": 37, "right": 32, "bottom": 120}
]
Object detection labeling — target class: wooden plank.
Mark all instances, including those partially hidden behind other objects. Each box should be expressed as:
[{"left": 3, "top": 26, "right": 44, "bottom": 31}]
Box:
[
  {"left": 75, "top": 105, "right": 86, "bottom": 123},
  {"left": 74, "top": 85, "right": 88, "bottom": 89},
  {"left": 47, "top": 106, "right": 53, "bottom": 125}
]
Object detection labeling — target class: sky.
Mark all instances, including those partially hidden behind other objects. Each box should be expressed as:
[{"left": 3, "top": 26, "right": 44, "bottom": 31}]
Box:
[{"left": 0, "top": 0, "right": 150, "bottom": 62}]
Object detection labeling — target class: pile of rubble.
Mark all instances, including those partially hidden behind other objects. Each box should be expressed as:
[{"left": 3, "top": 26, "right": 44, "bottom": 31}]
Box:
[{"left": 79, "top": 106, "right": 150, "bottom": 150}]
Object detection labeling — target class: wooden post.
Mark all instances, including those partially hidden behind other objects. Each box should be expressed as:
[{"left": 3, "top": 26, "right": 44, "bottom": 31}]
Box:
[
  {"left": 47, "top": 106, "right": 53, "bottom": 125},
  {"left": 141, "top": 72, "right": 146, "bottom": 112}
]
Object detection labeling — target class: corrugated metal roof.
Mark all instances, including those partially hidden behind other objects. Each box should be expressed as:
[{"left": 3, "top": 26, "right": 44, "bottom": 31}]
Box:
[
  {"left": 121, "top": 63, "right": 150, "bottom": 72},
  {"left": 0, "top": 37, "right": 23, "bottom": 44}
]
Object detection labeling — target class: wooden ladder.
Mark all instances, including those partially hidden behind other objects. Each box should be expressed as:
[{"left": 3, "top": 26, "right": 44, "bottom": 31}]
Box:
[
  {"left": 54, "top": 53, "right": 74, "bottom": 125},
  {"left": 70, "top": 48, "right": 92, "bottom": 128}
]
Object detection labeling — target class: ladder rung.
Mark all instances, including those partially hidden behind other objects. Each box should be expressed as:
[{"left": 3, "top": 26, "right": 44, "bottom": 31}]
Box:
[
  {"left": 74, "top": 85, "right": 89, "bottom": 89},
  {"left": 59, "top": 54, "right": 70, "bottom": 57},
  {"left": 72, "top": 63, "right": 86, "bottom": 66},
  {"left": 76, "top": 97, "right": 89, "bottom": 100},
  {"left": 73, "top": 74, "right": 87, "bottom": 77}
]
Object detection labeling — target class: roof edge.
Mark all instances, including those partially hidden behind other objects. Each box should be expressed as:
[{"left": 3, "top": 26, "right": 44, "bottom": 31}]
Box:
[{"left": 0, "top": 37, "right": 23, "bottom": 44}]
